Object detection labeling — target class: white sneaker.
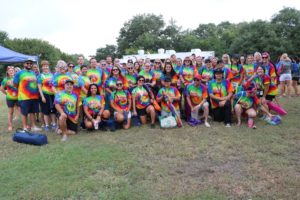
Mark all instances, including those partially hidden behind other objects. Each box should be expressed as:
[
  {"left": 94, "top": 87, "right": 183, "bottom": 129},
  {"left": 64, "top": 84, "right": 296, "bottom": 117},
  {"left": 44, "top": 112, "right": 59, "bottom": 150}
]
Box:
[
  {"left": 204, "top": 121, "right": 211, "bottom": 128},
  {"left": 61, "top": 135, "right": 68, "bottom": 142},
  {"left": 225, "top": 123, "right": 231, "bottom": 128},
  {"left": 31, "top": 126, "right": 42, "bottom": 132}
]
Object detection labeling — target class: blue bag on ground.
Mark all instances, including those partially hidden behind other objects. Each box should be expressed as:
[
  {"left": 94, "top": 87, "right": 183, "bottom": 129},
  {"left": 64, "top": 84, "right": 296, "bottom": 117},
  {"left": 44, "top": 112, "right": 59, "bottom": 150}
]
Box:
[{"left": 12, "top": 128, "right": 48, "bottom": 146}]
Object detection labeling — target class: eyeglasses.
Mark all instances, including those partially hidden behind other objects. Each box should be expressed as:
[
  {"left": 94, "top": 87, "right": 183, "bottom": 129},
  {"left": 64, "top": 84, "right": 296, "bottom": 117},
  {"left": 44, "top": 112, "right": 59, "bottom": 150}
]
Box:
[
  {"left": 138, "top": 79, "right": 145, "bottom": 82},
  {"left": 101, "top": 64, "right": 106, "bottom": 66},
  {"left": 26, "top": 62, "right": 33, "bottom": 65},
  {"left": 127, "top": 67, "right": 133, "bottom": 70},
  {"left": 112, "top": 68, "right": 119, "bottom": 71},
  {"left": 7, "top": 66, "right": 15, "bottom": 69},
  {"left": 68, "top": 65, "right": 74, "bottom": 68},
  {"left": 116, "top": 83, "right": 123, "bottom": 86},
  {"left": 262, "top": 57, "right": 268, "bottom": 59}
]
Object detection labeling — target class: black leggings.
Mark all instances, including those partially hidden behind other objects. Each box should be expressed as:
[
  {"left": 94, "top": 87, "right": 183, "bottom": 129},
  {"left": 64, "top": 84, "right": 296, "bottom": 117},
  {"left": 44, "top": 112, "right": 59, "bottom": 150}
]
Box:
[{"left": 212, "top": 100, "right": 232, "bottom": 124}]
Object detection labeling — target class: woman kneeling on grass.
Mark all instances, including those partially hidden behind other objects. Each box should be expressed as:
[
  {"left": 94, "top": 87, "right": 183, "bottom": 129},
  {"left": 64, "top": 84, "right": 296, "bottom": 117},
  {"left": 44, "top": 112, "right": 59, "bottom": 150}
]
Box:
[
  {"left": 110, "top": 80, "right": 132, "bottom": 129},
  {"left": 83, "top": 84, "right": 110, "bottom": 130},
  {"left": 132, "top": 76, "right": 156, "bottom": 129}
]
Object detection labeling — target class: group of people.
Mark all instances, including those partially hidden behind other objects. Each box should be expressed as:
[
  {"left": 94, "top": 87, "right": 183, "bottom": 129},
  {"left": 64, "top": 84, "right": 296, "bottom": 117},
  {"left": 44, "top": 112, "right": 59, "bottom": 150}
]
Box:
[{"left": 1, "top": 52, "right": 299, "bottom": 141}]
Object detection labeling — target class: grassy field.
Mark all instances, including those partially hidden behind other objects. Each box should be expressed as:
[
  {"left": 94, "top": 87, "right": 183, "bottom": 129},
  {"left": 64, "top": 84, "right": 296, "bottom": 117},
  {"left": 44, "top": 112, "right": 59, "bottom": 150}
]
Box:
[{"left": 0, "top": 93, "right": 299, "bottom": 200}]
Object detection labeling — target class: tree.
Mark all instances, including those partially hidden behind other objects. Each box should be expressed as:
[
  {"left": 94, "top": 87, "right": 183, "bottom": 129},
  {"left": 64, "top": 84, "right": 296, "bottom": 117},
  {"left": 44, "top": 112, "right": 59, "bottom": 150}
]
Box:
[
  {"left": 95, "top": 45, "right": 118, "bottom": 61},
  {"left": 0, "top": 31, "right": 8, "bottom": 46},
  {"left": 117, "top": 14, "right": 165, "bottom": 55}
]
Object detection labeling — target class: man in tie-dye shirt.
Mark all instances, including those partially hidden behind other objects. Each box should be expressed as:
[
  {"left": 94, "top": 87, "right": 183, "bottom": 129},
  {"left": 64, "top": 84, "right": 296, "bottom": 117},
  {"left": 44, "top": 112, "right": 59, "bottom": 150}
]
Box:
[
  {"left": 55, "top": 79, "right": 81, "bottom": 142},
  {"left": 13, "top": 59, "right": 41, "bottom": 131}
]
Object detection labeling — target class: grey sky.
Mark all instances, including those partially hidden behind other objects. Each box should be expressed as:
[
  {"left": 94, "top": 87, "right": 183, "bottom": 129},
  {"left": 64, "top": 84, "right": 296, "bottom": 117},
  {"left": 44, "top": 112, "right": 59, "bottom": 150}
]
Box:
[{"left": 1, "top": 0, "right": 299, "bottom": 57}]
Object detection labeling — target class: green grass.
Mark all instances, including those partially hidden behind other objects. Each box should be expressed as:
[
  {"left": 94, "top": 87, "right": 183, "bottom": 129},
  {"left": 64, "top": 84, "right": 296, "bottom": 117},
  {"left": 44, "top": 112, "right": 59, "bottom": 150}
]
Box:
[{"left": 0, "top": 93, "right": 299, "bottom": 199}]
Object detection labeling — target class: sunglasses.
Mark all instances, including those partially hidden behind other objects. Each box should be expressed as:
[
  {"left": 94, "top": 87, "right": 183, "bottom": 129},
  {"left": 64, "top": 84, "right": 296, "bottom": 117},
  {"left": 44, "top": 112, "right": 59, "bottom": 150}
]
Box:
[
  {"left": 193, "top": 79, "right": 200, "bottom": 81},
  {"left": 26, "top": 62, "right": 33, "bottom": 65},
  {"left": 116, "top": 83, "right": 123, "bottom": 86},
  {"left": 127, "top": 67, "right": 133, "bottom": 70},
  {"left": 101, "top": 64, "right": 106, "bottom": 66},
  {"left": 262, "top": 57, "right": 268, "bottom": 59},
  {"left": 112, "top": 68, "right": 119, "bottom": 71},
  {"left": 138, "top": 79, "right": 145, "bottom": 82},
  {"left": 68, "top": 65, "right": 74, "bottom": 68},
  {"left": 7, "top": 66, "right": 15, "bottom": 69}
]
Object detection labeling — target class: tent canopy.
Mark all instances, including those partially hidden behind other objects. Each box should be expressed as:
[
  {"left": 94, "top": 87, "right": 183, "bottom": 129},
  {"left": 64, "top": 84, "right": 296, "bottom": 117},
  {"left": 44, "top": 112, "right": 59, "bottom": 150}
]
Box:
[{"left": 0, "top": 45, "right": 38, "bottom": 63}]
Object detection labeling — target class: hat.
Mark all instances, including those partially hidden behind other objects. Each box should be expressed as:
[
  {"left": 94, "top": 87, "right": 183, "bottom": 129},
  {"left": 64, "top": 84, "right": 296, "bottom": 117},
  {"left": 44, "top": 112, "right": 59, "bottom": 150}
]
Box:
[
  {"left": 164, "top": 76, "right": 172, "bottom": 82},
  {"left": 232, "top": 54, "right": 239, "bottom": 59},
  {"left": 194, "top": 74, "right": 201, "bottom": 80},
  {"left": 243, "top": 82, "right": 256, "bottom": 92},
  {"left": 65, "top": 79, "right": 74, "bottom": 85},
  {"left": 214, "top": 68, "right": 224, "bottom": 74},
  {"left": 24, "top": 58, "right": 34, "bottom": 63}
]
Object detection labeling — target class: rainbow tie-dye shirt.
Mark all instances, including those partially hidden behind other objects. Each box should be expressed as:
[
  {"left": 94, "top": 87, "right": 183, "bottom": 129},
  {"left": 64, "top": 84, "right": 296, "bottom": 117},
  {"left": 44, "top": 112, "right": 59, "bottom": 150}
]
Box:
[
  {"left": 199, "top": 66, "right": 214, "bottom": 82},
  {"left": 13, "top": 70, "right": 39, "bottom": 100},
  {"left": 243, "top": 64, "right": 255, "bottom": 80},
  {"left": 208, "top": 79, "right": 234, "bottom": 109},
  {"left": 179, "top": 65, "right": 198, "bottom": 84},
  {"left": 37, "top": 72, "right": 54, "bottom": 95},
  {"left": 105, "top": 76, "right": 129, "bottom": 90},
  {"left": 54, "top": 91, "right": 80, "bottom": 123},
  {"left": 67, "top": 72, "right": 82, "bottom": 97},
  {"left": 52, "top": 73, "right": 72, "bottom": 93},
  {"left": 83, "top": 95, "right": 105, "bottom": 116},
  {"left": 125, "top": 73, "right": 138, "bottom": 88},
  {"left": 1, "top": 77, "right": 18, "bottom": 100},
  {"left": 131, "top": 86, "right": 151, "bottom": 109},
  {"left": 230, "top": 64, "right": 244, "bottom": 84},
  {"left": 78, "top": 75, "right": 91, "bottom": 101},
  {"left": 185, "top": 83, "right": 208, "bottom": 106},
  {"left": 252, "top": 75, "right": 278, "bottom": 96},
  {"left": 110, "top": 90, "right": 131, "bottom": 111},
  {"left": 138, "top": 70, "right": 155, "bottom": 84},
  {"left": 156, "top": 87, "right": 181, "bottom": 113},
  {"left": 234, "top": 91, "right": 260, "bottom": 109},
  {"left": 87, "top": 68, "right": 103, "bottom": 87}
]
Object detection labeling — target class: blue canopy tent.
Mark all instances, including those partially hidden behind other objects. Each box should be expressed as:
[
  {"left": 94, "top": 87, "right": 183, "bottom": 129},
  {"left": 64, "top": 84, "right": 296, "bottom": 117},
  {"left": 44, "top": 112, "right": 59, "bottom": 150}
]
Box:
[{"left": 0, "top": 45, "right": 38, "bottom": 63}]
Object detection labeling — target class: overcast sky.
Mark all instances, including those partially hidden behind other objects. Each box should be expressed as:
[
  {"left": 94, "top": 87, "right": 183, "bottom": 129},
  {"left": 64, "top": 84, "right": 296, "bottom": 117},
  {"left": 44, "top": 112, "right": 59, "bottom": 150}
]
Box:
[{"left": 1, "top": 0, "right": 299, "bottom": 57}]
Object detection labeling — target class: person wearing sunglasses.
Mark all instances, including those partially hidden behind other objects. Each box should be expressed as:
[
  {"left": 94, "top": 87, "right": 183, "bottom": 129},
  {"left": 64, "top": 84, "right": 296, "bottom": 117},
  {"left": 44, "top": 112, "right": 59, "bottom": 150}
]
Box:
[
  {"left": 1, "top": 66, "right": 19, "bottom": 131},
  {"left": 260, "top": 52, "right": 277, "bottom": 84},
  {"left": 52, "top": 60, "right": 73, "bottom": 95},
  {"left": 125, "top": 63, "right": 138, "bottom": 92},
  {"left": 132, "top": 76, "right": 156, "bottom": 128},
  {"left": 110, "top": 81, "right": 132, "bottom": 129},
  {"left": 66, "top": 62, "right": 83, "bottom": 98},
  {"left": 186, "top": 74, "right": 210, "bottom": 127},
  {"left": 152, "top": 59, "right": 164, "bottom": 96},
  {"left": 13, "top": 59, "right": 41, "bottom": 131},
  {"left": 37, "top": 60, "right": 57, "bottom": 131}
]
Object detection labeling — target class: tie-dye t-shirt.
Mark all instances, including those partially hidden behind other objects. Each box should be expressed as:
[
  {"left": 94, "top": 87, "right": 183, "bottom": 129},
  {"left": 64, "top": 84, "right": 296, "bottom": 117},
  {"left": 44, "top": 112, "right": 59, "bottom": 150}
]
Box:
[
  {"left": 110, "top": 90, "right": 131, "bottom": 111},
  {"left": 199, "top": 66, "right": 214, "bottom": 82},
  {"left": 234, "top": 91, "right": 260, "bottom": 109},
  {"left": 174, "top": 65, "right": 181, "bottom": 75},
  {"left": 185, "top": 83, "right": 208, "bottom": 106},
  {"left": 138, "top": 70, "right": 155, "bottom": 84},
  {"left": 153, "top": 69, "right": 163, "bottom": 83},
  {"left": 131, "top": 86, "right": 151, "bottom": 109},
  {"left": 252, "top": 74, "right": 278, "bottom": 96},
  {"left": 74, "top": 65, "right": 81, "bottom": 75},
  {"left": 260, "top": 63, "right": 276, "bottom": 79},
  {"left": 78, "top": 75, "right": 91, "bottom": 101},
  {"left": 83, "top": 95, "right": 105, "bottom": 116},
  {"left": 1, "top": 77, "right": 18, "bottom": 100},
  {"left": 87, "top": 68, "right": 103, "bottom": 88},
  {"left": 179, "top": 65, "right": 198, "bottom": 84},
  {"left": 222, "top": 67, "right": 234, "bottom": 81},
  {"left": 101, "top": 68, "right": 110, "bottom": 84},
  {"left": 230, "top": 64, "right": 244, "bottom": 85},
  {"left": 208, "top": 79, "right": 234, "bottom": 109},
  {"left": 13, "top": 70, "right": 39, "bottom": 100},
  {"left": 105, "top": 76, "right": 129, "bottom": 90},
  {"left": 161, "top": 73, "right": 179, "bottom": 87},
  {"left": 125, "top": 73, "right": 138, "bottom": 87},
  {"left": 52, "top": 73, "right": 72, "bottom": 93},
  {"left": 54, "top": 91, "right": 80, "bottom": 123},
  {"left": 156, "top": 87, "right": 181, "bottom": 113},
  {"left": 243, "top": 64, "right": 255, "bottom": 80},
  {"left": 67, "top": 72, "right": 83, "bottom": 97},
  {"left": 37, "top": 73, "right": 54, "bottom": 95}
]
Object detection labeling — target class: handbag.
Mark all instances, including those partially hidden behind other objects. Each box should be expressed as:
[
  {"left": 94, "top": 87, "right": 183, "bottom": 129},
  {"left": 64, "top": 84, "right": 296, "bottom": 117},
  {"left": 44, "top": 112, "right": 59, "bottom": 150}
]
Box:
[
  {"left": 12, "top": 128, "right": 48, "bottom": 146},
  {"left": 159, "top": 115, "right": 177, "bottom": 128}
]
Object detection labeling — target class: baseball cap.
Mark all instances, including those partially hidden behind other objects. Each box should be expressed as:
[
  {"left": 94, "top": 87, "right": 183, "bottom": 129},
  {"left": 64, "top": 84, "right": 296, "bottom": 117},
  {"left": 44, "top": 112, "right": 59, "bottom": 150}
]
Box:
[{"left": 65, "top": 79, "right": 74, "bottom": 85}]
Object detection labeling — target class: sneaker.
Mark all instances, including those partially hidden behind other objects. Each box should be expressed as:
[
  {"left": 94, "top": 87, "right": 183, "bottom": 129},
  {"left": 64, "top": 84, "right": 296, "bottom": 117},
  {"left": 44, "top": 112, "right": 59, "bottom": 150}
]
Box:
[
  {"left": 31, "top": 126, "right": 42, "bottom": 132},
  {"left": 225, "top": 123, "right": 231, "bottom": 128},
  {"left": 150, "top": 123, "right": 155, "bottom": 129},
  {"left": 204, "top": 121, "right": 211, "bottom": 128},
  {"left": 252, "top": 125, "right": 257, "bottom": 129},
  {"left": 51, "top": 124, "right": 57, "bottom": 130},
  {"left": 44, "top": 125, "right": 50, "bottom": 131},
  {"left": 265, "top": 117, "right": 276, "bottom": 125},
  {"left": 61, "top": 135, "right": 68, "bottom": 142}
]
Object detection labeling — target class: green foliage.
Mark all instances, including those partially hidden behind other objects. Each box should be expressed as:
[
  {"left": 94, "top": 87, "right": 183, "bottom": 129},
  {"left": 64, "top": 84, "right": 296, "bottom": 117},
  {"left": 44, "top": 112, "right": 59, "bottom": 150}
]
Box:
[
  {"left": 0, "top": 31, "right": 8, "bottom": 46},
  {"left": 95, "top": 44, "right": 118, "bottom": 61}
]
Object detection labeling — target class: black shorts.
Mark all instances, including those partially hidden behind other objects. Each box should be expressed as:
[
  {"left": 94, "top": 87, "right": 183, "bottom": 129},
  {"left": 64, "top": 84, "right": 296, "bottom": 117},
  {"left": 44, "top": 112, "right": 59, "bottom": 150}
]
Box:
[
  {"left": 266, "top": 95, "right": 275, "bottom": 101},
  {"left": 292, "top": 77, "right": 299, "bottom": 81},
  {"left": 6, "top": 99, "right": 19, "bottom": 108},
  {"left": 136, "top": 105, "right": 151, "bottom": 116},
  {"left": 19, "top": 99, "right": 39, "bottom": 115},
  {"left": 56, "top": 113, "right": 78, "bottom": 132},
  {"left": 39, "top": 94, "right": 56, "bottom": 115}
]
